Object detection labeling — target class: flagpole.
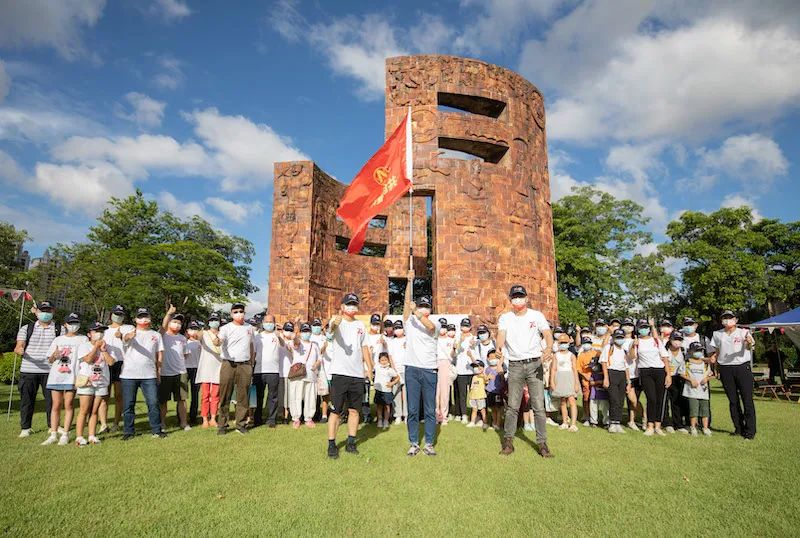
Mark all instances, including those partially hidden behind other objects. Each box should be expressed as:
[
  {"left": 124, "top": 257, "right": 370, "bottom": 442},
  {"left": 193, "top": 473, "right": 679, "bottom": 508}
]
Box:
[
  {"left": 406, "top": 106, "right": 414, "bottom": 300},
  {"left": 7, "top": 290, "right": 25, "bottom": 421}
]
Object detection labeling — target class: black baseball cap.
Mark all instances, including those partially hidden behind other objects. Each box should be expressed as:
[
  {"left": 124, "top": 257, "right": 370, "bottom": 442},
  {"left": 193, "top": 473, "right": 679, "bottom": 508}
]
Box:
[
  {"left": 509, "top": 285, "right": 527, "bottom": 298},
  {"left": 460, "top": 317, "right": 471, "bottom": 327},
  {"left": 581, "top": 336, "right": 592, "bottom": 345},
  {"left": 447, "top": 323, "right": 456, "bottom": 331},
  {"left": 38, "top": 300, "right": 54, "bottom": 311},
  {"left": 300, "top": 323, "right": 311, "bottom": 332},
  {"left": 342, "top": 293, "right": 359, "bottom": 305},
  {"left": 612, "top": 329, "right": 625, "bottom": 338},
  {"left": 312, "top": 318, "right": 323, "bottom": 326},
  {"left": 415, "top": 295, "right": 432, "bottom": 308},
  {"left": 688, "top": 342, "right": 705, "bottom": 353},
  {"left": 721, "top": 310, "right": 735, "bottom": 319},
  {"left": 659, "top": 319, "right": 673, "bottom": 327},
  {"left": 88, "top": 321, "right": 107, "bottom": 332},
  {"left": 621, "top": 317, "right": 635, "bottom": 326},
  {"left": 383, "top": 319, "right": 394, "bottom": 328},
  {"left": 231, "top": 302, "right": 245, "bottom": 311},
  {"left": 610, "top": 318, "right": 621, "bottom": 325},
  {"left": 111, "top": 304, "right": 126, "bottom": 315},
  {"left": 438, "top": 317, "right": 448, "bottom": 326},
  {"left": 135, "top": 307, "right": 150, "bottom": 318},
  {"left": 594, "top": 319, "right": 607, "bottom": 326},
  {"left": 65, "top": 312, "right": 80, "bottom": 324},
  {"left": 370, "top": 314, "right": 382, "bottom": 325},
  {"left": 393, "top": 320, "right": 404, "bottom": 329},
  {"left": 283, "top": 322, "right": 295, "bottom": 332},
  {"left": 670, "top": 331, "right": 684, "bottom": 341},
  {"left": 636, "top": 319, "right": 649, "bottom": 327},
  {"left": 682, "top": 317, "right": 696, "bottom": 325},
  {"left": 188, "top": 320, "right": 201, "bottom": 330},
  {"left": 470, "top": 360, "right": 485, "bottom": 368},
  {"left": 172, "top": 314, "right": 185, "bottom": 322},
  {"left": 477, "top": 324, "right": 489, "bottom": 333},
  {"left": 208, "top": 312, "right": 220, "bottom": 321}
]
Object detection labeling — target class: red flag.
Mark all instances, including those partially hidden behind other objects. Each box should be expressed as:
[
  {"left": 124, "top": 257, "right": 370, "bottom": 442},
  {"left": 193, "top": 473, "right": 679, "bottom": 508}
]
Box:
[{"left": 337, "top": 109, "right": 413, "bottom": 254}]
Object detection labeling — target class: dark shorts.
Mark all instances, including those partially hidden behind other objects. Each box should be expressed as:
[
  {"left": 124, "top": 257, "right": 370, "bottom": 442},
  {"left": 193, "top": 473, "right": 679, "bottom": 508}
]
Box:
[
  {"left": 158, "top": 374, "right": 188, "bottom": 403},
  {"left": 374, "top": 390, "right": 394, "bottom": 405},
  {"left": 487, "top": 392, "right": 504, "bottom": 407},
  {"left": 110, "top": 361, "right": 123, "bottom": 383},
  {"left": 330, "top": 375, "right": 364, "bottom": 414},
  {"left": 629, "top": 378, "right": 642, "bottom": 393}
]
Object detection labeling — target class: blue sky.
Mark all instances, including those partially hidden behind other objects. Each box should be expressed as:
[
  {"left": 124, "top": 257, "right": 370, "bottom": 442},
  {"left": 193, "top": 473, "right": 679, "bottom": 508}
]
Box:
[{"left": 0, "top": 0, "right": 798, "bottom": 314}]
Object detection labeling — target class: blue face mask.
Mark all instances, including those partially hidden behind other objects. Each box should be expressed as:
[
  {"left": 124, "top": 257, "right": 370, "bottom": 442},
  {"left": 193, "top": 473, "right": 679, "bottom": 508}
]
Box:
[
  {"left": 478, "top": 332, "right": 489, "bottom": 341},
  {"left": 596, "top": 326, "right": 607, "bottom": 336},
  {"left": 638, "top": 327, "right": 650, "bottom": 336},
  {"left": 558, "top": 343, "right": 570, "bottom": 351},
  {"left": 692, "top": 352, "right": 704, "bottom": 359},
  {"left": 37, "top": 312, "right": 53, "bottom": 323},
  {"left": 682, "top": 325, "right": 695, "bottom": 335},
  {"left": 311, "top": 326, "right": 322, "bottom": 335},
  {"left": 300, "top": 333, "right": 311, "bottom": 342},
  {"left": 614, "top": 338, "right": 625, "bottom": 346},
  {"left": 263, "top": 322, "right": 275, "bottom": 332}
]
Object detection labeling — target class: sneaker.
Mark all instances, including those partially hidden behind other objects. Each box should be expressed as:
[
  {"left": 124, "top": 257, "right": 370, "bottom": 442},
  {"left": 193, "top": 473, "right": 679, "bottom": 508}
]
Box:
[
  {"left": 442, "top": 419, "right": 449, "bottom": 426},
  {"left": 559, "top": 423, "right": 569, "bottom": 430},
  {"left": 677, "top": 428, "right": 689, "bottom": 434},
  {"left": 655, "top": 428, "right": 666, "bottom": 437},
  {"left": 236, "top": 427, "right": 248, "bottom": 435},
  {"left": 75, "top": 436, "right": 87, "bottom": 448},
  {"left": 267, "top": 422, "right": 277, "bottom": 429},
  {"left": 160, "top": 422, "right": 166, "bottom": 432},
  {"left": 383, "top": 423, "right": 390, "bottom": 430},
  {"left": 407, "top": 443, "right": 421, "bottom": 457},
  {"left": 476, "top": 419, "right": 484, "bottom": 427},
  {"left": 628, "top": 421, "right": 640, "bottom": 431},
  {"left": 665, "top": 426, "right": 675, "bottom": 434},
  {"left": 481, "top": 423, "right": 489, "bottom": 431},
  {"left": 292, "top": 420, "right": 301, "bottom": 430},
  {"left": 460, "top": 416, "right": 468, "bottom": 424},
  {"left": 327, "top": 444, "right": 339, "bottom": 459},
  {"left": 57, "top": 426, "right": 65, "bottom": 435},
  {"left": 643, "top": 428, "right": 654, "bottom": 436},
  {"left": 703, "top": 428, "right": 712, "bottom": 436},
  {"left": 18, "top": 428, "right": 34, "bottom": 438},
  {"left": 546, "top": 418, "right": 559, "bottom": 426},
  {"left": 58, "top": 433, "right": 69, "bottom": 446},
  {"left": 152, "top": 432, "right": 167, "bottom": 439},
  {"left": 320, "top": 416, "right": 328, "bottom": 424},
  {"left": 538, "top": 443, "right": 554, "bottom": 458},
  {"left": 690, "top": 427, "right": 698, "bottom": 436},
  {"left": 423, "top": 443, "right": 437, "bottom": 456},
  {"left": 121, "top": 434, "right": 134, "bottom": 441},
  {"left": 524, "top": 423, "right": 534, "bottom": 432},
  {"left": 183, "top": 425, "right": 192, "bottom": 432},
  {"left": 466, "top": 421, "right": 476, "bottom": 428},
  {"left": 568, "top": 425, "right": 579, "bottom": 433},
  {"left": 109, "top": 424, "right": 119, "bottom": 433},
  {"left": 345, "top": 442, "right": 359, "bottom": 455},
  {"left": 394, "top": 417, "right": 402, "bottom": 425},
  {"left": 499, "top": 438, "right": 514, "bottom": 455},
  {"left": 305, "top": 420, "right": 316, "bottom": 429},
  {"left": 97, "top": 424, "right": 109, "bottom": 435},
  {"left": 41, "top": 432, "right": 58, "bottom": 445},
  {"left": 88, "top": 435, "right": 101, "bottom": 445},
  {"left": 582, "top": 420, "right": 590, "bottom": 427}
]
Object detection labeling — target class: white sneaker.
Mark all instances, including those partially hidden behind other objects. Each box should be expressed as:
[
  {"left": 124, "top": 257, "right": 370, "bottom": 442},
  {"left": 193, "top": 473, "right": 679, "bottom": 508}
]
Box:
[
  {"left": 41, "top": 432, "right": 58, "bottom": 445},
  {"left": 58, "top": 433, "right": 69, "bottom": 446},
  {"left": 481, "top": 423, "right": 489, "bottom": 431},
  {"left": 665, "top": 426, "right": 675, "bottom": 434},
  {"left": 628, "top": 421, "right": 640, "bottom": 431},
  {"left": 183, "top": 425, "right": 192, "bottom": 431},
  {"left": 524, "top": 423, "right": 534, "bottom": 432},
  {"left": 476, "top": 419, "right": 484, "bottom": 427},
  {"left": 75, "top": 436, "right": 87, "bottom": 448},
  {"left": 568, "top": 425, "right": 579, "bottom": 433},
  {"left": 447, "top": 414, "right": 454, "bottom": 421},
  {"left": 160, "top": 422, "right": 166, "bottom": 432},
  {"left": 643, "top": 428, "right": 654, "bottom": 436},
  {"left": 655, "top": 428, "right": 666, "bottom": 437},
  {"left": 582, "top": 420, "right": 590, "bottom": 427},
  {"left": 88, "top": 435, "right": 101, "bottom": 444},
  {"left": 460, "top": 416, "right": 468, "bottom": 424},
  {"left": 677, "top": 428, "right": 689, "bottom": 434},
  {"left": 690, "top": 427, "right": 698, "bottom": 436},
  {"left": 559, "top": 423, "right": 569, "bottom": 430},
  {"left": 546, "top": 418, "right": 559, "bottom": 426},
  {"left": 466, "top": 421, "right": 476, "bottom": 428},
  {"left": 703, "top": 428, "right": 712, "bottom": 436},
  {"left": 442, "top": 419, "right": 449, "bottom": 426},
  {"left": 394, "top": 418, "right": 402, "bottom": 425},
  {"left": 18, "top": 428, "right": 34, "bottom": 438},
  {"left": 57, "top": 426, "right": 65, "bottom": 435}
]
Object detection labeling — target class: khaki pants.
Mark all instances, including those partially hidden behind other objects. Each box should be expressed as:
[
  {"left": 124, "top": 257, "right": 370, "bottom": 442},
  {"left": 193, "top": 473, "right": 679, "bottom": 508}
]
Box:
[{"left": 218, "top": 361, "right": 253, "bottom": 431}]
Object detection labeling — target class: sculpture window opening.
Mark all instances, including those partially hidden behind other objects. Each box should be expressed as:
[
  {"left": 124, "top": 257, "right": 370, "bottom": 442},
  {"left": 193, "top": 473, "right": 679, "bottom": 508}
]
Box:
[
  {"left": 437, "top": 92, "right": 506, "bottom": 119},
  {"left": 334, "top": 236, "right": 387, "bottom": 257},
  {"left": 438, "top": 137, "right": 508, "bottom": 164}
]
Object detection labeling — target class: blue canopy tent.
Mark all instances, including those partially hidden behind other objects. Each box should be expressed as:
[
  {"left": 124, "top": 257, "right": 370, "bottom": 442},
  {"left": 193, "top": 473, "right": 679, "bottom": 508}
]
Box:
[{"left": 750, "top": 307, "right": 800, "bottom": 351}]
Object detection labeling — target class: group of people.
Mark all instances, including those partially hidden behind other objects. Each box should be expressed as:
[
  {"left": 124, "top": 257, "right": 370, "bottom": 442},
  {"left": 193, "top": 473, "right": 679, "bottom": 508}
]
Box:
[{"left": 14, "top": 273, "right": 758, "bottom": 457}]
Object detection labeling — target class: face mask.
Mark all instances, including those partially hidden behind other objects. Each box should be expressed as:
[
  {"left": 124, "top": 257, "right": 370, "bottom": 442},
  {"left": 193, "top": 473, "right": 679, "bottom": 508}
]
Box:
[
  {"left": 439, "top": 328, "right": 447, "bottom": 336},
  {"left": 67, "top": 323, "right": 81, "bottom": 334},
  {"left": 136, "top": 318, "right": 151, "bottom": 328},
  {"left": 187, "top": 330, "right": 197, "bottom": 337},
  {"left": 283, "top": 332, "right": 294, "bottom": 340},
  {"left": 692, "top": 352, "right": 704, "bottom": 359},
  {"left": 111, "top": 314, "right": 124, "bottom": 324},
  {"left": 723, "top": 319, "right": 735, "bottom": 327},
  {"left": 208, "top": 321, "right": 220, "bottom": 329},
  {"left": 488, "top": 359, "right": 498, "bottom": 366},
  {"left": 558, "top": 343, "right": 569, "bottom": 351},
  {"left": 394, "top": 329, "right": 404, "bottom": 337},
  {"left": 638, "top": 327, "right": 650, "bottom": 336},
  {"left": 37, "top": 312, "right": 53, "bottom": 323},
  {"left": 581, "top": 343, "right": 592, "bottom": 351},
  {"left": 231, "top": 312, "right": 245, "bottom": 322},
  {"left": 263, "top": 322, "right": 275, "bottom": 332},
  {"left": 311, "top": 326, "right": 321, "bottom": 335},
  {"left": 478, "top": 332, "right": 489, "bottom": 341},
  {"left": 511, "top": 297, "right": 526, "bottom": 310},
  {"left": 371, "top": 324, "right": 381, "bottom": 332},
  {"left": 472, "top": 367, "right": 481, "bottom": 374},
  {"left": 446, "top": 331, "right": 456, "bottom": 338},
  {"left": 91, "top": 332, "right": 103, "bottom": 342},
  {"left": 622, "top": 326, "right": 633, "bottom": 334},
  {"left": 168, "top": 321, "right": 182, "bottom": 331},
  {"left": 614, "top": 338, "right": 625, "bottom": 346},
  {"left": 343, "top": 305, "right": 358, "bottom": 316},
  {"left": 682, "top": 325, "right": 695, "bottom": 335},
  {"left": 300, "top": 333, "right": 311, "bottom": 342},
  {"left": 660, "top": 327, "right": 673, "bottom": 336},
  {"left": 417, "top": 307, "right": 431, "bottom": 317},
  {"left": 595, "top": 326, "right": 607, "bottom": 336}
]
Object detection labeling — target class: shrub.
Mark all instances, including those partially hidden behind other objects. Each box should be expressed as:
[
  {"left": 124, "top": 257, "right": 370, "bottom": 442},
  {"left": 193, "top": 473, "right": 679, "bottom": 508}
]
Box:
[{"left": 0, "top": 352, "right": 21, "bottom": 384}]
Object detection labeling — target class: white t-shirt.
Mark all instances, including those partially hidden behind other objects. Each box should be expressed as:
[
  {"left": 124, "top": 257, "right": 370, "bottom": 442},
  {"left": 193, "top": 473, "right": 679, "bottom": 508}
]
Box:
[
  {"left": 387, "top": 336, "right": 407, "bottom": 371},
  {"left": 218, "top": 322, "right": 254, "bottom": 363},
  {"left": 366, "top": 332, "right": 387, "bottom": 363},
  {"left": 161, "top": 333, "right": 188, "bottom": 376},
  {"left": 45, "top": 334, "right": 88, "bottom": 386},
  {"left": 290, "top": 340, "right": 320, "bottom": 382},
  {"left": 76, "top": 341, "right": 111, "bottom": 388},
  {"left": 196, "top": 331, "right": 223, "bottom": 384},
  {"left": 477, "top": 339, "right": 496, "bottom": 362},
  {"left": 328, "top": 319, "right": 366, "bottom": 379},
  {"left": 554, "top": 350, "right": 575, "bottom": 372},
  {"left": 185, "top": 339, "right": 201, "bottom": 369},
  {"left": 374, "top": 364, "right": 398, "bottom": 393},
  {"left": 710, "top": 328, "right": 752, "bottom": 366},
  {"left": 623, "top": 338, "right": 638, "bottom": 378},
  {"left": 455, "top": 333, "right": 477, "bottom": 374},
  {"left": 601, "top": 344, "right": 627, "bottom": 372},
  {"left": 256, "top": 331, "right": 282, "bottom": 374},
  {"left": 498, "top": 309, "right": 550, "bottom": 361},
  {"left": 311, "top": 334, "right": 331, "bottom": 380},
  {"left": 103, "top": 324, "right": 134, "bottom": 364},
  {"left": 404, "top": 315, "right": 439, "bottom": 370},
  {"left": 120, "top": 328, "right": 164, "bottom": 380},
  {"left": 279, "top": 344, "right": 292, "bottom": 378},
  {"left": 682, "top": 360, "right": 710, "bottom": 400},
  {"left": 635, "top": 337, "right": 668, "bottom": 369},
  {"left": 437, "top": 336, "right": 455, "bottom": 363}
]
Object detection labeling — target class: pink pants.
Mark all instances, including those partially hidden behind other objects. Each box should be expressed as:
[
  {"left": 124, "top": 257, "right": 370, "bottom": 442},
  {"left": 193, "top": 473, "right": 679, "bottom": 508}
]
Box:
[
  {"left": 200, "top": 383, "right": 220, "bottom": 418},
  {"left": 436, "top": 360, "right": 452, "bottom": 420}
]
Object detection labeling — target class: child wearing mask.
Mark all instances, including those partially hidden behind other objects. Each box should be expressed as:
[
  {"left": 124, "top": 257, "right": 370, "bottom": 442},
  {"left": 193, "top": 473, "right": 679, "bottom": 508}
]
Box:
[
  {"left": 589, "top": 351, "right": 609, "bottom": 428},
  {"left": 621, "top": 318, "right": 644, "bottom": 430},
  {"left": 664, "top": 332, "right": 688, "bottom": 434},
  {"left": 550, "top": 333, "right": 580, "bottom": 432},
  {"left": 467, "top": 360, "right": 488, "bottom": 430},
  {"left": 388, "top": 320, "right": 408, "bottom": 424},
  {"left": 576, "top": 335, "right": 597, "bottom": 426},
  {"left": 476, "top": 325, "right": 496, "bottom": 362},
  {"left": 485, "top": 349, "right": 505, "bottom": 430},
  {"left": 542, "top": 337, "right": 559, "bottom": 427},
  {"left": 75, "top": 322, "right": 114, "bottom": 446},
  {"left": 682, "top": 342, "right": 714, "bottom": 436},
  {"left": 42, "top": 313, "right": 88, "bottom": 446},
  {"left": 185, "top": 320, "right": 202, "bottom": 425},
  {"left": 453, "top": 319, "right": 476, "bottom": 424},
  {"left": 374, "top": 352, "right": 400, "bottom": 429}
]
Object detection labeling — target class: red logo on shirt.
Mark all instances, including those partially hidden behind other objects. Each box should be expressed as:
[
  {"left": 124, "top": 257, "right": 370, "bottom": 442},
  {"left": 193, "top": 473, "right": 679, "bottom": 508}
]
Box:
[{"left": 529, "top": 322, "right": 535, "bottom": 329}]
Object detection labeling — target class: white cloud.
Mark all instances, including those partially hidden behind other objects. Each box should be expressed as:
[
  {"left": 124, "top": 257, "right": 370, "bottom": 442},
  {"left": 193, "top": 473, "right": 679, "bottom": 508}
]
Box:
[
  {"left": 549, "top": 171, "right": 581, "bottom": 202},
  {"left": 0, "top": 0, "right": 106, "bottom": 61},
  {"left": 408, "top": 15, "right": 456, "bottom": 54},
  {"left": 269, "top": 0, "right": 304, "bottom": 42},
  {"left": 185, "top": 107, "right": 308, "bottom": 191},
  {"left": 0, "top": 149, "right": 26, "bottom": 184},
  {"left": 455, "top": 0, "right": 564, "bottom": 54},
  {"left": 205, "top": 197, "right": 263, "bottom": 224},
  {"left": 116, "top": 92, "right": 166, "bottom": 128},
  {"left": 0, "top": 60, "right": 9, "bottom": 103},
  {"left": 698, "top": 133, "right": 789, "bottom": 182},
  {"left": 149, "top": 0, "right": 191, "bottom": 21},
  {"left": 152, "top": 54, "right": 184, "bottom": 90},
  {"left": 32, "top": 161, "right": 134, "bottom": 215},
  {"left": 721, "top": 193, "right": 763, "bottom": 222},
  {"left": 52, "top": 134, "right": 209, "bottom": 179},
  {"left": 0, "top": 200, "right": 86, "bottom": 246},
  {"left": 605, "top": 142, "right": 666, "bottom": 182},
  {"left": 157, "top": 190, "right": 212, "bottom": 222},
  {"left": 0, "top": 96, "right": 103, "bottom": 144}
]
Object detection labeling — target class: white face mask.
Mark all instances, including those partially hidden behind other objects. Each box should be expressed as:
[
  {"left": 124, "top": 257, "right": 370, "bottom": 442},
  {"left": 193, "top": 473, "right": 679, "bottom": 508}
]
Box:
[
  {"left": 581, "top": 343, "right": 592, "bottom": 351},
  {"left": 614, "top": 338, "right": 625, "bottom": 347},
  {"left": 168, "top": 321, "right": 182, "bottom": 332},
  {"left": 136, "top": 318, "right": 151, "bottom": 328},
  {"left": 91, "top": 332, "right": 103, "bottom": 342},
  {"left": 283, "top": 331, "right": 294, "bottom": 340},
  {"left": 111, "top": 314, "right": 125, "bottom": 324},
  {"left": 692, "top": 352, "right": 704, "bottom": 359},
  {"left": 300, "top": 333, "right": 311, "bottom": 341},
  {"left": 263, "top": 322, "right": 275, "bottom": 332},
  {"left": 478, "top": 333, "right": 489, "bottom": 341},
  {"left": 231, "top": 312, "right": 245, "bottom": 322},
  {"left": 722, "top": 318, "right": 736, "bottom": 327},
  {"left": 472, "top": 367, "right": 481, "bottom": 374},
  {"left": 208, "top": 321, "right": 220, "bottom": 329},
  {"left": 622, "top": 326, "right": 634, "bottom": 334},
  {"left": 488, "top": 359, "right": 498, "bottom": 366},
  {"left": 394, "top": 329, "right": 404, "bottom": 337},
  {"left": 187, "top": 329, "right": 197, "bottom": 337},
  {"left": 67, "top": 323, "right": 81, "bottom": 334},
  {"left": 558, "top": 343, "right": 569, "bottom": 351},
  {"left": 343, "top": 305, "right": 358, "bottom": 316},
  {"left": 595, "top": 326, "right": 607, "bottom": 336},
  {"left": 511, "top": 297, "right": 526, "bottom": 308}
]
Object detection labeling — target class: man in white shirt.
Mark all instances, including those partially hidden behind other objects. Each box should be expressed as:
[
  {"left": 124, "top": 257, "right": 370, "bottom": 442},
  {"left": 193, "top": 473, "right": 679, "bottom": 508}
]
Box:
[
  {"left": 326, "top": 293, "right": 373, "bottom": 459},
  {"left": 105, "top": 304, "right": 132, "bottom": 432},
  {"left": 213, "top": 302, "right": 255, "bottom": 435},
  {"left": 402, "top": 271, "right": 440, "bottom": 457},
  {"left": 159, "top": 306, "right": 190, "bottom": 431},
  {"left": 709, "top": 310, "right": 756, "bottom": 439},
  {"left": 120, "top": 307, "right": 165, "bottom": 439},
  {"left": 253, "top": 313, "right": 283, "bottom": 427},
  {"left": 495, "top": 285, "right": 554, "bottom": 458}
]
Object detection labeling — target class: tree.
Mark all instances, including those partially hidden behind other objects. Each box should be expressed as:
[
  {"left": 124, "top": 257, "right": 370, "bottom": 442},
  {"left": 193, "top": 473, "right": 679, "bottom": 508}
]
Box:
[
  {"left": 40, "top": 190, "right": 256, "bottom": 323},
  {"left": 0, "top": 221, "right": 29, "bottom": 286},
  {"left": 751, "top": 219, "right": 800, "bottom": 310},
  {"left": 618, "top": 253, "right": 676, "bottom": 319},
  {"left": 661, "top": 207, "right": 768, "bottom": 321}
]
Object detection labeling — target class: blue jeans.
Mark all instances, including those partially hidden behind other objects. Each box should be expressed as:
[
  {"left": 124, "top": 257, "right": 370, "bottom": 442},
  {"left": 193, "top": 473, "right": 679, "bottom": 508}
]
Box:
[
  {"left": 122, "top": 378, "right": 161, "bottom": 435},
  {"left": 405, "top": 365, "right": 437, "bottom": 445}
]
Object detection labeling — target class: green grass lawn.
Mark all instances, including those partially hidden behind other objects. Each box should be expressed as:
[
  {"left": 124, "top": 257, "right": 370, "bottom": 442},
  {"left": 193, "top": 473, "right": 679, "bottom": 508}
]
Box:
[{"left": 1, "top": 382, "right": 799, "bottom": 537}]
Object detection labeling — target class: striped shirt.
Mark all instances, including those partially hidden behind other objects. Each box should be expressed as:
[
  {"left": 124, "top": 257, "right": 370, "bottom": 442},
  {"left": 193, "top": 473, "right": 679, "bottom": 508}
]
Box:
[{"left": 17, "top": 322, "right": 59, "bottom": 374}]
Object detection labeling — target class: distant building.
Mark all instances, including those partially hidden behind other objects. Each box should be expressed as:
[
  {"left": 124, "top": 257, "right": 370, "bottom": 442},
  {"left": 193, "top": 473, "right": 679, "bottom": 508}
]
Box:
[{"left": 27, "top": 248, "right": 92, "bottom": 317}]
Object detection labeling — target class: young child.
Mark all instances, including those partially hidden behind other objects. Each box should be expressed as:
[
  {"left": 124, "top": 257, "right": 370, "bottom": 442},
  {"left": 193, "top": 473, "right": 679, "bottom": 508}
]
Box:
[
  {"left": 74, "top": 322, "right": 115, "bottom": 446},
  {"left": 601, "top": 329, "right": 631, "bottom": 434},
  {"left": 589, "top": 352, "right": 609, "bottom": 427},
  {"left": 542, "top": 339, "right": 559, "bottom": 426},
  {"left": 576, "top": 336, "right": 598, "bottom": 426},
  {"left": 467, "top": 360, "right": 488, "bottom": 430},
  {"left": 42, "top": 313, "right": 88, "bottom": 446},
  {"left": 373, "top": 352, "right": 399, "bottom": 429},
  {"left": 550, "top": 334, "right": 580, "bottom": 432},
  {"left": 484, "top": 349, "right": 505, "bottom": 430},
  {"left": 682, "top": 342, "right": 714, "bottom": 436},
  {"left": 520, "top": 386, "right": 534, "bottom": 431}
]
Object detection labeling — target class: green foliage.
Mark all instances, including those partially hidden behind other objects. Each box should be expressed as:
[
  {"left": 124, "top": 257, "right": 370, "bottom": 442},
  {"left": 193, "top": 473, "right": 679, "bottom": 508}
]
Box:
[
  {"left": 751, "top": 219, "right": 800, "bottom": 309},
  {"left": 0, "top": 351, "right": 21, "bottom": 384},
  {"left": 0, "top": 221, "right": 29, "bottom": 287}
]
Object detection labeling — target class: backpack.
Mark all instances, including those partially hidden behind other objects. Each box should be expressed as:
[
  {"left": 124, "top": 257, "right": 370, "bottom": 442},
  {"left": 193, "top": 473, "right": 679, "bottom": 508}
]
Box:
[{"left": 24, "top": 322, "right": 61, "bottom": 351}]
